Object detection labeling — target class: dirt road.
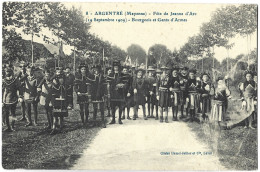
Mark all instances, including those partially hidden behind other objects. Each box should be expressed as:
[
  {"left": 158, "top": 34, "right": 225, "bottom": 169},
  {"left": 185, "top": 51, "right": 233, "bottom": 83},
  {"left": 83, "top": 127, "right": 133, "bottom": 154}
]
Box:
[{"left": 72, "top": 108, "right": 226, "bottom": 170}]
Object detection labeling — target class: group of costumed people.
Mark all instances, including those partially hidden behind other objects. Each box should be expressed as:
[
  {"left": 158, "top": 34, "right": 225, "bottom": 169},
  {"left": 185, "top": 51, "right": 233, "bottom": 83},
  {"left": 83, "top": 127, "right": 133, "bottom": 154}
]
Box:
[{"left": 2, "top": 60, "right": 257, "bottom": 134}]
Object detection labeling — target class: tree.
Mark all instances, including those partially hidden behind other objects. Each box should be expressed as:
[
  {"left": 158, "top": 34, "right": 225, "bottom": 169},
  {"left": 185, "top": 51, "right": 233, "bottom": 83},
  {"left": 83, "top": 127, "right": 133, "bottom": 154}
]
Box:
[
  {"left": 148, "top": 44, "right": 172, "bottom": 66},
  {"left": 127, "top": 44, "right": 146, "bottom": 65}
]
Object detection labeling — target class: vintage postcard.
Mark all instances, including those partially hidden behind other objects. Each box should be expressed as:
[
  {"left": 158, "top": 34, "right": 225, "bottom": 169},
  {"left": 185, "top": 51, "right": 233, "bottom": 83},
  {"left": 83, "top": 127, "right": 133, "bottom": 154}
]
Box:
[{"left": 1, "top": 2, "right": 258, "bottom": 171}]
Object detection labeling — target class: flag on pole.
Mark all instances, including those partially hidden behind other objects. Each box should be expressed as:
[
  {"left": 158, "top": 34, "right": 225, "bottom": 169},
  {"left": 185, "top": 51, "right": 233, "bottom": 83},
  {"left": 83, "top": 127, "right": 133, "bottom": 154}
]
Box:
[
  {"left": 125, "top": 55, "right": 132, "bottom": 66},
  {"left": 58, "top": 41, "right": 66, "bottom": 66}
]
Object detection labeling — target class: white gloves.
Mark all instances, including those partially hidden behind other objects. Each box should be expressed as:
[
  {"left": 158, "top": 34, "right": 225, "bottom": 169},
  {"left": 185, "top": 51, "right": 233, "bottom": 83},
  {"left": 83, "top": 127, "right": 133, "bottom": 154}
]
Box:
[
  {"left": 150, "top": 91, "right": 153, "bottom": 95},
  {"left": 18, "top": 98, "right": 23, "bottom": 103},
  {"left": 127, "top": 93, "right": 131, "bottom": 97},
  {"left": 169, "top": 87, "right": 173, "bottom": 91},
  {"left": 37, "top": 88, "right": 41, "bottom": 92},
  {"left": 242, "top": 101, "right": 247, "bottom": 109},
  {"left": 156, "top": 96, "right": 159, "bottom": 100},
  {"left": 180, "top": 80, "right": 183, "bottom": 84},
  {"left": 254, "top": 100, "right": 257, "bottom": 105},
  {"left": 186, "top": 98, "right": 189, "bottom": 103},
  {"left": 134, "top": 89, "right": 137, "bottom": 94},
  {"left": 205, "top": 85, "right": 210, "bottom": 91},
  {"left": 171, "top": 95, "right": 174, "bottom": 98}
]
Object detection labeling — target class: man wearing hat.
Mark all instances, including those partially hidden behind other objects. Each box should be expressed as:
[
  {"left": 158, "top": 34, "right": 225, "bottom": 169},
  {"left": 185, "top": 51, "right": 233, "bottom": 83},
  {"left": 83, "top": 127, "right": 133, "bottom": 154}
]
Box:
[
  {"left": 20, "top": 65, "right": 39, "bottom": 127},
  {"left": 154, "top": 68, "right": 162, "bottom": 120},
  {"left": 16, "top": 62, "right": 27, "bottom": 122},
  {"left": 240, "top": 70, "right": 257, "bottom": 129},
  {"left": 64, "top": 67, "right": 75, "bottom": 110},
  {"left": 109, "top": 61, "right": 125, "bottom": 124},
  {"left": 90, "top": 64, "right": 106, "bottom": 128},
  {"left": 51, "top": 67, "right": 68, "bottom": 134},
  {"left": 198, "top": 72, "right": 214, "bottom": 121},
  {"left": 179, "top": 66, "right": 189, "bottom": 119},
  {"left": 104, "top": 66, "right": 113, "bottom": 117},
  {"left": 37, "top": 68, "right": 54, "bottom": 130},
  {"left": 156, "top": 65, "right": 171, "bottom": 122},
  {"left": 121, "top": 65, "right": 133, "bottom": 120},
  {"left": 210, "top": 76, "right": 231, "bottom": 126},
  {"left": 169, "top": 67, "right": 181, "bottom": 121},
  {"left": 132, "top": 67, "right": 148, "bottom": 120},
  {"left": 3, "top": 68, "right": 23, "bottom": 131},
  {"left": 185, "top": 69, "right": 200, "bottom": 122},
  {"left": 146, "top": 66, "right": 157, "bottom": 118},
  {"left": 74, "top": 63, "right": 92, "bottom": 126}
]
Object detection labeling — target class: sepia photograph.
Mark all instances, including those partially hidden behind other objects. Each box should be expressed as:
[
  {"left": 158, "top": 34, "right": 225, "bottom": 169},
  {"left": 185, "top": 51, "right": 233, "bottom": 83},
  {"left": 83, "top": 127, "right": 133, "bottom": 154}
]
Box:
[{"left": 1, "top": 2, "right": 258, "bottom": 171}]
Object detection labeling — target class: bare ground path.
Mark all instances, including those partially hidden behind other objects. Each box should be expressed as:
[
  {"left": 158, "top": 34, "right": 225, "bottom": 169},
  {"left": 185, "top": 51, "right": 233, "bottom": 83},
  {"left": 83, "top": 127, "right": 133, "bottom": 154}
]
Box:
[{"left": 72, "top": 108, "right": 227, "bottom": 170}]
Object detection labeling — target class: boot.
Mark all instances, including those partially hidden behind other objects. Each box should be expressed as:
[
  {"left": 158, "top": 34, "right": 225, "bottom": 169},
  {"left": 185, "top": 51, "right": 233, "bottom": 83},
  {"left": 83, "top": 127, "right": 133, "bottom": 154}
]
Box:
[
  {"left": 118, "top": 112, "right": 123, "bottom": 124},
  {"left": 160, "top": 116, "right": 163, "bottom": 123},
  {"left": 165, "top": 116, "right": 168, "bottom": 123},
  {"left": 80, "top": 112, "right": 85, "bottom": 125},
  {"left": 109, "top": 113, "right": 116, "bottom": 124},
  {"left": 11, "top": 120, "right": 15, "bottom": 129},
  {"left": 144, "top": 115, "right": 148, "bottom": 120},
  {"left": 133, "top": 114, "right": 136, "bottom": 120}
]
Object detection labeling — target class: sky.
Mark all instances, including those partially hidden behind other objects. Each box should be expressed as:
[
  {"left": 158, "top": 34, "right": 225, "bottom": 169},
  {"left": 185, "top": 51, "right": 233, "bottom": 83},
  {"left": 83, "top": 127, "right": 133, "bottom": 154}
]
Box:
[{"left": 20, "top": 3, "right": 257, "bottom": 62}]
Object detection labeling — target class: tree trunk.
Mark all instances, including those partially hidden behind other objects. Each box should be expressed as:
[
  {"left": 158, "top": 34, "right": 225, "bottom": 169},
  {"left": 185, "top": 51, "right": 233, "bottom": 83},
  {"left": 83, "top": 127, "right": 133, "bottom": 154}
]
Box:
[
  {"left": 74, "top": 46, "right": 76, "bottom": 74},
  {"left": 31, "top": 31, "right": 34, "bottom": 66}
]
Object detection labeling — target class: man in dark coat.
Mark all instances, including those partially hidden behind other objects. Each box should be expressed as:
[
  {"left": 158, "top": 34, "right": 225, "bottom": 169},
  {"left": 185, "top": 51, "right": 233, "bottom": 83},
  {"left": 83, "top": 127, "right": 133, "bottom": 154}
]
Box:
[
  {"left": 64, "top": 67, "right": 75, "bottom": 110},
  {"left": 146, "top": 66, "right": 156, "bottom": 118},
  {"left": 74, "top": 63, "right": 92, "bottom": 126},
  {"left": 156, "top": 65, "right": 171, "bottom": 123},
  {"left": 109, "top": 61, "right": 125, "bottom": 125},
  {"left": 21, "top": 65, "right": 39, "bottom": 127},
  {"left": 121, "top": 65, "right": 133, "bottom": 120},
  {"left": 91, "top": 64, "right": 106, "bottom": 128},
  {"left": 169, "top": 67, "right": 181, "bottom": 121},
  {"left": 132, "top": 68, "right": 148, "bottom": 120},
  {"left": 3, "top": 68, "right": 23, "bottom": 131},
  {"left": 179, "top": 66, "right": 189, "bottom": 119}
]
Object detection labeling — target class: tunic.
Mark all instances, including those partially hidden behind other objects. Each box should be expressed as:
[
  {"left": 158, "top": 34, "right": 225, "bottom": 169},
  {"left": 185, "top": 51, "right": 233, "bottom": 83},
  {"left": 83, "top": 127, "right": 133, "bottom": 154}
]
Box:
[
  {"left": 179, "top": 74, "right": 188, "bottom": 105},
  {"left": 157, "top": 74, "right": 170, "bottom": 107},
  {"left": 186, "top": 79, "right": 199, "bottom": 110},
  {"left": 241, "top": 80, "right": 257, "bottom": 117},
  {"left": 210, "top": 88, "right": 230, "bottom": 122},
  {"left": 132, "top": 77, "right": 148, "bottom": 105},
  {"left": 74, "top": 74, "right": 92, "bottom": 104},
  {"left": 38, "top": 78, "right": 53, "bottom": 106},
  {"left": 146, "top": 76, "right": 157, "bottom": 104},
  {"left": 3, "top": 77, "right": 22, "bottom": 104},
  {"left": 169, "top": 76, "right": 181, "bottom": 107},
  {"left": 199, "top": 81, "right": 214, "bottom": 114}
]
